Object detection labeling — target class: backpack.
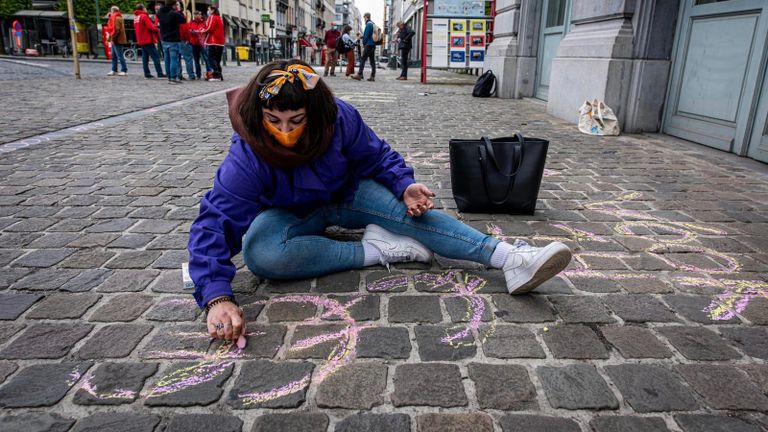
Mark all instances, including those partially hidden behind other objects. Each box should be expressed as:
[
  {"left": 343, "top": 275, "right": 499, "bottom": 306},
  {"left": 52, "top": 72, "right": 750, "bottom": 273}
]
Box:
[
  {"left": 473, "top": 70, "right": 496, "bottom": 97},
  {"left": 336, "top": 36, "right": 349, "bottom": 54},
  {"left": 372, "top": 22, "right": 383, "bottom": 44}
]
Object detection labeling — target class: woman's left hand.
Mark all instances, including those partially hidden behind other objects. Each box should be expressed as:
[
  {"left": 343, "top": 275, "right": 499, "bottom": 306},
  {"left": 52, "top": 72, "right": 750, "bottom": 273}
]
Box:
[{"left": 403, "top": 183, "right": 435, "bottom": 217}]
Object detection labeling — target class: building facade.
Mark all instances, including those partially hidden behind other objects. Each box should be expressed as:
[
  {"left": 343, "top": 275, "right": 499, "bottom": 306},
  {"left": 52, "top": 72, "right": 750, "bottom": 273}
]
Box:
[{"left": 485, "top": 0, "right": 768, "bottom": 163}]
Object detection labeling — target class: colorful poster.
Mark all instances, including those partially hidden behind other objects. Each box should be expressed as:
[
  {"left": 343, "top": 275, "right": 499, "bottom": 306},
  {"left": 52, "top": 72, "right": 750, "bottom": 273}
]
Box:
[
  {"left": 469, "top": 49, "right": 485, "bottom": 67},
  {"left": 469, "top": 35, "right": 484, "bottom": 47},
  {"left": 450, "top": 50, "right": 466, "bottom": 67},
  {"left": 450, "top": 36, "right": 465, "bottom": 48},
  {"left": 450, "top": 19, "right": 466, "bottom": 34},
  {"left": 469, "top": 20, "right": 486, "bottom": 33},
  {"left": 435, "top": 0, "right": 485, "bottom": 17},
  {"left": 431, "top": 19, "right": 449, "bottom": 68}
]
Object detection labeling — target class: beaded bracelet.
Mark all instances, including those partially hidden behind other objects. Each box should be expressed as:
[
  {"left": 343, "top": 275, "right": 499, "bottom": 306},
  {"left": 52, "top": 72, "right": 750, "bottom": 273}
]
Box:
[{"left": 205, "top": 296, "right": 238, "bottom": 314}]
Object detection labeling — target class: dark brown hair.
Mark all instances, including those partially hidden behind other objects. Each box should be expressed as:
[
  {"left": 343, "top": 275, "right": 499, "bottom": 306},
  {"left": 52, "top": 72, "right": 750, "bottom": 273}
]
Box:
[
  {"left": 238, "top": 59, "right": 337, "bottom": 151},
  {"left": 208, "top": 5, "right": 219, "bottom": 15},
  {"left": 343, "top": 25, "right": 352, "bottom": 34}
]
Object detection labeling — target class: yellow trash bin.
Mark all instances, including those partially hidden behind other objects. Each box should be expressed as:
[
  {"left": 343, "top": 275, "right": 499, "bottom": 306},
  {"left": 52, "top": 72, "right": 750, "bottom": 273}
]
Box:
[{"left": 236, "top": 46, "right": 250, "bottom": 61}]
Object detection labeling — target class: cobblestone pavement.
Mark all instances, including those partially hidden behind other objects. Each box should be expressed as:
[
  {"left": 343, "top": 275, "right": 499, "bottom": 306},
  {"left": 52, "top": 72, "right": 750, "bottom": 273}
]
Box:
[{"left": 0, "top": 60, "right": 767, "bottom": 432}]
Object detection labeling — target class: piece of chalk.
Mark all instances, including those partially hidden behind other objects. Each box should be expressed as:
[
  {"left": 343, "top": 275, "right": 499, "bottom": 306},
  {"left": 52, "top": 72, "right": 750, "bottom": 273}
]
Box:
[
  {"left": 237, "top": 335, "right": 247, "bottom": 349},
  {"left": 182, "top": 263, "right": 195, "bottom": 290}
]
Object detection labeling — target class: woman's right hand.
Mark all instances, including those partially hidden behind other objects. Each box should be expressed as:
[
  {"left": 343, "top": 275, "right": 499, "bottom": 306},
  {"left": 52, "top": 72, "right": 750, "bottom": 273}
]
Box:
[{"left": 206, "top": 300, "right": 245, "bottom": 342}]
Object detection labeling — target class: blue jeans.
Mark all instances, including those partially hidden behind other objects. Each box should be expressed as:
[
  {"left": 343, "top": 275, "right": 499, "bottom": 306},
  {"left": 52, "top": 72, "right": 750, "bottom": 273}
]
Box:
[
  {"left": 162, "top": 41, "right": 181, "bottom": 81},
  {"left": 140, "top": 44, "right": 164, "bottom": 77},
  {"left": 242, "top": 179, "right": 500, "bottom": 280},
  {"left": 111, "top": 44, "right": 127, "bottom": 73},
  {"left": 180, "top": 42, "right": 195, "bottom": 79}
]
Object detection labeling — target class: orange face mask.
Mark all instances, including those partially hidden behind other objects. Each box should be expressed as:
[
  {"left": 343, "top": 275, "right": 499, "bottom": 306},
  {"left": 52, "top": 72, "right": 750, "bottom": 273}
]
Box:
[{"left": 262, "top": 117, "right": 307, "bottom": 148}]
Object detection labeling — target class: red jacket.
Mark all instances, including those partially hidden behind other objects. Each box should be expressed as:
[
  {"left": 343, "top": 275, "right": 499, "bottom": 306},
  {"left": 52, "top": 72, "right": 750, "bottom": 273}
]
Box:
[
  {"left": 189, "top": 17, "right": 206, "bottom": 46},
  {"left": 151, "top": 14, "right": 160, "bottom": 43},
  {"left": 324, "top": 29, "right": 340, "bottom": 49},
  {"left": 180, "top": 22, "right": 194, "bottom": 44},
  {"left": 202, "top": 14, "right": 225, "bottom": 46},
  {"left": 133, "top": 10, "right": 159, "bottom": 46}
]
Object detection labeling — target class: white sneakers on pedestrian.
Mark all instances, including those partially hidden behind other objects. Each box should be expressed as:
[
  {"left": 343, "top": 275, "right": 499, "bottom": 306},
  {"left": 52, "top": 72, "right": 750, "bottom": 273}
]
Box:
[
  {"left": 362, "top": 224, "right": 432, "bottom": 268},
  {"left": 118, "top": 71, "right": 127, "bottom": 76},
  {"left": 107, "top": 71, "right": 115, "bottom": 76},
  {"left": 503, "top": 240, "right": 572, "bottom": 294}
]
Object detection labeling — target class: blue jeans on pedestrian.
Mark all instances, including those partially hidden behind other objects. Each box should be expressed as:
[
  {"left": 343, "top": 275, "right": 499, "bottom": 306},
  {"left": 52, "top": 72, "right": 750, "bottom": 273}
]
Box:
[
  {"left": 180, "top": 42, "right": 195, "bottom": 79},
  {"left": 111, "top": 44, "right": 127, "bottom": 73},
  {"left": 162, "top": 41, "right": 181, "bottom": 81},
  {"left": 242, "top": 179, "right": 500, "bottom": 280},
  {"left": 140, "top": 44, "right": 164, "bottom": 77}
]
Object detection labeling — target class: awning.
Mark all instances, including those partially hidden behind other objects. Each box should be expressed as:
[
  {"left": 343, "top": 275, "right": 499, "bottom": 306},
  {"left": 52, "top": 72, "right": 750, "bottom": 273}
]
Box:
[
  {"left": 13, "top": 10, "right": 67, "bottom": 18},
  {"left": 222, "top": 15, "right": 236, "bottom": 28},
  {"left": 232, "top": 17, "right": 247, "bottom": 29}
]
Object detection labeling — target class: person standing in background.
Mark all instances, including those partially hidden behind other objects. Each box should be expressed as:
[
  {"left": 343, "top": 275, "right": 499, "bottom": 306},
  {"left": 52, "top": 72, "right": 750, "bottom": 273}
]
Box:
[
  {"left": 395, "top": 21, "right": 415, "bottom": 81},
  {"left": 201, "top": 5, "right": 225, "bottom": 81},
  {"left": 190, "top": 10, "right": 211, "bottom": 80},
  {"left": 158, "top": 0, "right": 186, "bottom": 84},
  {"left": 350, "top": 13, "right": 376, "bottom": 82},
  {"left": 152, "top": 2, "right": 163, "bottom": 60},
  {"left": 323, "top": 24, "right": 341, "bottom": 77},
  {"left": 340, "top": 25, "right": 355, "bottom": 77},
  {"left": 134, "top": 4, "right": 165, "bottom": 79},
  {"left": 179, "top": 9, "right": 197, "bottom": 80},
  {"left": 105, "top": 6, "right": 128, "bottom": 76}
]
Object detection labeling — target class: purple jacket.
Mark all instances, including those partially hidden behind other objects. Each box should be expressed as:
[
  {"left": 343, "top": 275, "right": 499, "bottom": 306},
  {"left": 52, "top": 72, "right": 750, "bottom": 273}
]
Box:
[{"left": 188, "top": 99, "right": 415, "bottom": 308}]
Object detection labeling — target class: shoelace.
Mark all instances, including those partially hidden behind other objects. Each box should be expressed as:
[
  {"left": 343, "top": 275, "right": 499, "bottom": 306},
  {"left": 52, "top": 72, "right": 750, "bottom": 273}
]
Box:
[{"left": 379, "top": 250, "right": 411, "bottom": 271}]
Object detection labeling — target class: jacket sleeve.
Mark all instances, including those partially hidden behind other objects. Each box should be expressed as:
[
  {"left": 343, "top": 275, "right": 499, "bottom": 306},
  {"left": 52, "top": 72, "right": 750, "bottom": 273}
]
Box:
[
  {"left": 363, "top": 22, "right": 372, "bottom": 42},
  {"left": 188, "top": 139, "right": 264, "bottom": 309},
  {"left": 339, "top": 102, "right": 414, "bottom": 198}
]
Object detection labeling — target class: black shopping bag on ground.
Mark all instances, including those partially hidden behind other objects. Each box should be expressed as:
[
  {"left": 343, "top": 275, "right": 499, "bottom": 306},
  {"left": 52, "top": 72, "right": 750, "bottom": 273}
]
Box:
[
  {"left": 472, "top": 70, "right": 496, "bottom": 97},
  {"left": 449, "top": 133, "right": 548, "bottom": 214}
]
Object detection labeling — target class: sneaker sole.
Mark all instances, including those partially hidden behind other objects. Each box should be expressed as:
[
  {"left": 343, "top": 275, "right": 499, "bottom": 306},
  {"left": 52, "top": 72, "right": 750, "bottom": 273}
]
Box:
[{"left": 507, "top": 244, "right": 571, "bottom": 295}]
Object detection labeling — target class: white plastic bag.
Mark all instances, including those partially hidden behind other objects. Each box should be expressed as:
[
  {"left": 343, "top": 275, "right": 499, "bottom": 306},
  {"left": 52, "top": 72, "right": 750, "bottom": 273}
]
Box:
[{"left": 578, "top": 99, "right": 620, "bottom": 136}]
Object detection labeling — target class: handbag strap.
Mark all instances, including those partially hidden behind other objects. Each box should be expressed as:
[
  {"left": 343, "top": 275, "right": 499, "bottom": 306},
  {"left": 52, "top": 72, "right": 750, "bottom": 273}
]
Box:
[{"left": 478, "top": 135, "right": 525, "bottom": 206}]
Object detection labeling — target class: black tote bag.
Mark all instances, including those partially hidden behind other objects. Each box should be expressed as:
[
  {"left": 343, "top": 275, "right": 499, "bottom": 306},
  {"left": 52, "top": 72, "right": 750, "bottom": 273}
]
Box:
[{"left": 449, "top": 133, "right": 548, "bottom": 214}]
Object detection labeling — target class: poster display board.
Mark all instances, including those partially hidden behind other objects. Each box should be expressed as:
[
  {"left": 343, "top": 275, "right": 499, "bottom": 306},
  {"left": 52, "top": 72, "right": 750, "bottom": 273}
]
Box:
[
  {"left": 434, "top": 0, "right": 485, "bottom": 17},
  {"left": 449, "top": 19, "right": 466, "bottom": 68},
  {"left": 431, "top": 19, "right": 449, "bottom": 68},
  {"left": 468, "top": 19, "right": 486, "bottom": 67}
]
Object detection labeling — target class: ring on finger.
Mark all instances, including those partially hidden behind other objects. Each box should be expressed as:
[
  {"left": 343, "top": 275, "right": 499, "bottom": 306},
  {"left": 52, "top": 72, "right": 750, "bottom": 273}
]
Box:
[{"left": 215, "top": 322, "right": 224, "bottom": 330}]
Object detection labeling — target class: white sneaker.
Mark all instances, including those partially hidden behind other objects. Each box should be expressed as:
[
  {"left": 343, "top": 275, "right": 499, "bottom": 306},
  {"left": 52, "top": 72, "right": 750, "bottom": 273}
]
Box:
[
  {"left": 362, "top": 224, "right": 433, "bottom": 269},
  {"left": 503, "top": 241, "right": 571, "bottom": 294},
  {"left": 118, "top": 71, "right": 127, "bottom": 76},
  {"left": 107, "top": 71, "right": 116, "bottom": 76}
]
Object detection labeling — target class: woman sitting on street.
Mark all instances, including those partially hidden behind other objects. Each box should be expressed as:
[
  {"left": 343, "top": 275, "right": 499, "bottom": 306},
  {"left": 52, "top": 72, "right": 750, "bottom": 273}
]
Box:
[{"left": 188, "top": 60, "right": 572, "bottom": 342}]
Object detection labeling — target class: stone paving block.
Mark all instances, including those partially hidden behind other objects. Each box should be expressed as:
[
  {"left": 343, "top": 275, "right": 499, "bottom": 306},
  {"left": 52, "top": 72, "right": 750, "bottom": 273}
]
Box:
[
  {"left": 265, "top": 278, "right": 312, "bottom": 293},
  {"left": 316, "top": 362, "right": 387, "bottom": 409},
  {"left": 541, "top": 324, "right": 609, "bottom": 359},
  {"left": 568, "top": 276, "right": 622, "bottom": 293},
  {"left": 415, "top": 325, "right": 476, "bottom": 361},
  {"left": 479, "top": 324, "right": 546, "bottom": 358},
  {"left": 468, "top": 270, "right": 509, "bottom": 294},
  {"left": 0, "top": 268, "right": 31, "bottom": 289},
  {"left": 58, "top": 248, "right": 115, "bottom": 268},
  {"left": 152, "top": 250, "right": 189, "bottom": 269},
  {"left": 604, "top": 364, "right": 698, "bottom": 412},
  {"left": 76, "top": 323, "right": 153, "bottom": 359},
  {"left": 286, "top": 324, "right": 348, "bottom": 359},
  {"left": 0, "top": 361, "right": 17, "bottom": 384},
  {"left": 0, "top": 412, "right": 75, "bottom": 432},
  {"left": 238, "top": 294, "right": 267, "bottom": 322},
  {"left": 149, "top": 270, "right": 185, "bottom": 293},
  {"left": 676, "top": 364, "right": 768, "bottom": 411},
  {"left": 664, "top": 294, "right": 741, "bottom": 324},
  {"left": 0, "top": 362, "right": 91, "bottom": 407},
  {"left": 601, "top": 325, "right": 672, "bottom": 358},
  {"left": 105, "top": 250, "right": 162, "bottom": 269},
  {"left": 145, "top": 296, "right": 201, "bottom": 321},
  {"left": 71, "top": 413, "right": 160, "bottom": 432},
  {"left": 252, "top": 413, "right": 328, "bottom": 432},
  {"left": 140, "top": 324, "right": 210, "bottom": 359},
  {"left": 60, "top": 269, "right": 113, "bottom": 292},
  {"left": 414, "top": 271, "right": 462, "bottom": 293},
  {"left": 5, "top": 218, "right": 56, "bottom": 232},
  {"left": 392, "top": 363, "right": 467, "bottom": 407},
  {"left": 316, "top": 270, "right": 360, "bottom": 292},
  {"left": 67, "top": 233, "right": 120, "bottom": 248},
  {"left": 144, "top": 361, "right": 234, "bottom": 406},
  {"left": 12, "top": 268, "right": 79, "bottom": 290},
  {"left": 357, "top": 326, "right": 412, "bottom": 359},
  {"left": 232, "top": 271, "right": 262, "bottom": 294},
  {"left": 537, "top": 364, "right": 618, "bottom": 410},
  {"left": 228, "top": 360, "right": 314, "bottom": 409},
  {"left": 73, "top": 362, "right": 158, "bottom": 405},
  {"left": 0, "top": 322, "right": 24, "bottom": 344},
  {"left": 657, "top": 326, "right": 741, "bottom": 360},
  {"left": 96, "top": 269, "right": 159, "bottom": 292},
  {"left": 325, "top": 295, "right": 380, "bottom": 321},
  {"left": 266, "top": 299, "right": 318, "bottom": 322},
  {"left": 131, "top": 219, "right": 180, "bottom": 233},
  {"left": 444, "top": 296, "right": 494, "bottom": 322},
  {"left": 468, "top": 363, "right": 537, "bottom": 410},
  {"left": 25, "top": 293, "right": 101, "bottom": 319},
  {"left": 109, "top": 233, "right": 155, "bottom": 248},
  {"left": 719, "top": 327, "right": 768, "bottom": 360},
  {"left": 416, "top": 413, "right": 494, "bottom": 432},
  {"left": 498, "top": 415, "right": 581, "bottom": 432},
  {"left": 0, "top": 292, "right": 43, "bottom": 319},
  {"left": 89, "top": 293, "right": 154, "bottom": 322},
  {"left": 492, "top": 295, "right": 556, "bottom": 322},
  {"left": 589, "top": 416, "right": 671, "bottom": 432},
  {"left": 548, "top": 295, "right": 614, "bottom": 323},
  {"left": 335, "top": 413, "right": 410, "bottom": 432},
  {"left": 364, "top": 271, "right": 408, "bottom": 293},
  {"left": 165, "top": 414, "right": 243, "bottom": 432},
  {"left": 389, "top": 295, "right": 442, "bottom": 323},
  {"left": 740, "top": 364, "right": 768, "bottom": 395},
  {"left": 741, "top": 296, "right": 768, "bottom": 324},
  {"left": 26, "top": 232, "right": 80, "bottom": 248},
  {"left": 603, "top": 294, "right": 679, "bottom": 322},
  {"left": 674, "top": 414, "right": 762, "bottom": 432},
  {"left": 619, "top": 277, "right": 673, "bottom": 294},
  {"left": 0, "top": 323, "right": 92, "bottom": 359}
]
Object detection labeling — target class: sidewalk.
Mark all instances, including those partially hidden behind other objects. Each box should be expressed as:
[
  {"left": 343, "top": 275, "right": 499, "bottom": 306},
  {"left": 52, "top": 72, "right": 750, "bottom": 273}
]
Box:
[{"left": 0, "top": 65, "right": 766, "bottom": 432}]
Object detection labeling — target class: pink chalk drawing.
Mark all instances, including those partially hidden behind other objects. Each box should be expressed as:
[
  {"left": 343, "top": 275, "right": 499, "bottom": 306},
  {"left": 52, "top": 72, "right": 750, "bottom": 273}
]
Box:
[
  {"left": 66, "top": 369, "right": 83, "bottom": 386},
  {"left": 488, "top": 191, "right": 763, "bottom": 320},
  {"left": 79, "top": 374, "right": 137, "bottom": 400},
  {"left": 404, "top": 151, "right": 451, "bottom": 170},
  {"left": 367, "top": 274, "right": 408, "bottom": 292},
  {"left": 147, "top": 360, "right": 235, "bottom": 398}
]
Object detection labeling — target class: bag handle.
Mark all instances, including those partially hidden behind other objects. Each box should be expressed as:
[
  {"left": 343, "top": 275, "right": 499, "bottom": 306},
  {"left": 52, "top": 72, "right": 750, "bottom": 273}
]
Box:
[{"left": 477, "top": 134, "right": 524, "bottom": 205}]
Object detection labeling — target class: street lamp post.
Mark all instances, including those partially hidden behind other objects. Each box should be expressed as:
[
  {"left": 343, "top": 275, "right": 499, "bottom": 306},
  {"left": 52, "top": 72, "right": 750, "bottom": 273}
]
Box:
[{"left": 66, "top": 0, "right": 81, "bottom": 79}]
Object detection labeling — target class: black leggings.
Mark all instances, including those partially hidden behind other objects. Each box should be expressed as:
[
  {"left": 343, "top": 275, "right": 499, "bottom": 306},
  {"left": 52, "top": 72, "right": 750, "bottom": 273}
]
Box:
[{"left": 208, "top": 45, "right": 223, "bottom": 79}]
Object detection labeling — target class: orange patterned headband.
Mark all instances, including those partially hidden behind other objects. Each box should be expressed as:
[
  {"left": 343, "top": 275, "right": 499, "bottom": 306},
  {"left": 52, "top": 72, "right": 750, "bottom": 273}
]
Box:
[{"left": 259, "top": 65, "right": 320, "bottom": 101}]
